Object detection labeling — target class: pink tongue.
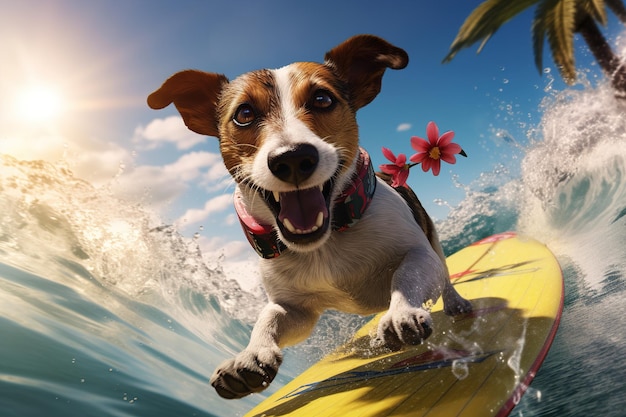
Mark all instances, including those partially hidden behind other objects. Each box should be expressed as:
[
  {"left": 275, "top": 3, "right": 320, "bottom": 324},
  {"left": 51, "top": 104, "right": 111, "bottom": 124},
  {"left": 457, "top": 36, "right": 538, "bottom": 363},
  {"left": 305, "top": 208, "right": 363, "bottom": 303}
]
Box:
[{"left": 278, "top": 188, "right": 328, "bottom": 231}]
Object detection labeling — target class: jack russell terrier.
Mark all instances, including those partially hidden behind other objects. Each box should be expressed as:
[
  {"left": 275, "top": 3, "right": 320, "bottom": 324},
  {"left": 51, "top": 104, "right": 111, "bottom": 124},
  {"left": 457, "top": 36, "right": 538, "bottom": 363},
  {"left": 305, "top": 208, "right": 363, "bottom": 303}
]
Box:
[{"left": 147, "top": 34, "right": 472, "bottom": 399}]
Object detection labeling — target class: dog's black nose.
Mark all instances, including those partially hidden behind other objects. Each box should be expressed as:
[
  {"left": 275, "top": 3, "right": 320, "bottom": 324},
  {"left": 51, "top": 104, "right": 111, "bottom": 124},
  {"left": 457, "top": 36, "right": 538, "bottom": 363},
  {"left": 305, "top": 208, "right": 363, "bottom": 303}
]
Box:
[{"left": 268, "top": 144, "right": 319, "bottom": 185}]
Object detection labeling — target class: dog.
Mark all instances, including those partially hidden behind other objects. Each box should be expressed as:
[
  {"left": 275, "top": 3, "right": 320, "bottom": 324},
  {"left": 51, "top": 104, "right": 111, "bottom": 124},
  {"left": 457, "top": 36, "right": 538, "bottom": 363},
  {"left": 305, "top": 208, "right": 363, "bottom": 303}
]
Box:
[{"left": 147, "top": 34, "right": 472, "bottom": 399}]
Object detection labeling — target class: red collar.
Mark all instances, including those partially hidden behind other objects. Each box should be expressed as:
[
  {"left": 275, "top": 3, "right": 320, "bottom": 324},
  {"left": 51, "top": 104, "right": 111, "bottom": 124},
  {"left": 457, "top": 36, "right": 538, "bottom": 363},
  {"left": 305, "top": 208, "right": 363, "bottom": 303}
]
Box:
[{"left": 235, "top": 148, "right": 376, "bottom": 259}]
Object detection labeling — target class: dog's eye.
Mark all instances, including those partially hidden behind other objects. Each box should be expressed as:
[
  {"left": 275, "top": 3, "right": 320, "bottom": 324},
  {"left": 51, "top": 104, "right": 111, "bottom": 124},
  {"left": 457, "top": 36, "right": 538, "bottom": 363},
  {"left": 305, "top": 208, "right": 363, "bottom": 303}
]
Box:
[
  {"left": 310, "top": 90, "right": 335, "bottom": 110},
  {"left": 233, "top": 104, "right": 256, "bottom": 127}
]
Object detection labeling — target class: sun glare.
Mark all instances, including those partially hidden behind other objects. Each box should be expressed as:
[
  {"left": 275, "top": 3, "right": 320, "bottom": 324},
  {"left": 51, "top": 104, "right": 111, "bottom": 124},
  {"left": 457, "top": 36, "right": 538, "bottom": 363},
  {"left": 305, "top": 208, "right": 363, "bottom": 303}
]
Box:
[{"left": 15, "top": 85, "right": 65, "bottom": 124}]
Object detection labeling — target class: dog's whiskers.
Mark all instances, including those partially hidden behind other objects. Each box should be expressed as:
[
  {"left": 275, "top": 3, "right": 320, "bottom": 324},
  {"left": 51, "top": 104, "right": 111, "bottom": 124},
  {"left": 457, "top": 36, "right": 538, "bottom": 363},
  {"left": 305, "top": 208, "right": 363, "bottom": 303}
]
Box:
[{"left": 232, "top": 142, "right": 260, "bottom": 153}]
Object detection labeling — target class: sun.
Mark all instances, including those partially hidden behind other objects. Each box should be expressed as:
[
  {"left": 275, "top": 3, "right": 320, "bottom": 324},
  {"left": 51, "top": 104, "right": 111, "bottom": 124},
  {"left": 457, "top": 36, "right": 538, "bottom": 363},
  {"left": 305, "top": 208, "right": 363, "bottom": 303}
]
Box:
[{"left": 15, "top": 85, "right": 66, "bottom": 124}]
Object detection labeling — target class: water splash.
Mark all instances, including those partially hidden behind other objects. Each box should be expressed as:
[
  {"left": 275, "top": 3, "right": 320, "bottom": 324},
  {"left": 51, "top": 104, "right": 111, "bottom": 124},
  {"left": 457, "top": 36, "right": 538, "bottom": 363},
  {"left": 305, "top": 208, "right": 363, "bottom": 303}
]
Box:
[
  {"left": 0, "top": 155, "right": 263, "bottom": 326},
  {"left": 518, "top": 82, "right": 626, "bottom": 292},
  {"left": 439, "top": 75, "right": 626, "bottom": 295},
  {"left": 507, "top": 318, "right": 529, "bottom": 409},
  {"left": 437, "top": 165, "right": 522, "bottom": 255}
]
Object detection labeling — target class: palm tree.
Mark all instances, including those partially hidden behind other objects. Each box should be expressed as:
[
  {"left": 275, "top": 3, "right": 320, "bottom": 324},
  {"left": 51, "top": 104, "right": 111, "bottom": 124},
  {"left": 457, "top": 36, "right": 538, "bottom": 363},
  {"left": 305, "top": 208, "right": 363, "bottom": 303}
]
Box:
[{"left": 443, "top": 0, "right": 626, "bottom": 95}]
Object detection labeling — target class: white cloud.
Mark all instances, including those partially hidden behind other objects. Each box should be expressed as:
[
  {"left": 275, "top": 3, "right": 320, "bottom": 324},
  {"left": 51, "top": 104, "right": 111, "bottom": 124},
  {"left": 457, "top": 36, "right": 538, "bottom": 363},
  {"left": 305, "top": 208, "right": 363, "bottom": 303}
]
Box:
[
  {"left": 396, "top": 123, "right": 412, "bottom": 132},
  {"left": 225, "top": 213, "right": 237, "bottom": 226},
  {"left": 204, "top": 161, "right": 229, "bottom": 181},
  {"left": 163, "top": 151, "right": 222, "bottom": 181},
  {"left": 177, "top": 193, "right": 233, "bottom": 228},
  {"left": 134, "top": 115, "right": 208, "bottom": 150},
  {"left": 202, "top": 162, "right": 233, "bottom": 192},
  {"left": 110, "top": 150, "right": 224, "bottom": 209},
  {"left": 110, "top": 164, "right": 186, "bottom": 208}
]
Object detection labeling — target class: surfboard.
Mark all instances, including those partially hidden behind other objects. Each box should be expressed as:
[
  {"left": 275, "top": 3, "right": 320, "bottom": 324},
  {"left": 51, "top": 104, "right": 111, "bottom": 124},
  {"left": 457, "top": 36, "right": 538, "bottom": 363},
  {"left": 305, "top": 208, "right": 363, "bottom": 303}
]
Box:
[{"left": 245, "top": 232, "right": 564, "bottom": 417}]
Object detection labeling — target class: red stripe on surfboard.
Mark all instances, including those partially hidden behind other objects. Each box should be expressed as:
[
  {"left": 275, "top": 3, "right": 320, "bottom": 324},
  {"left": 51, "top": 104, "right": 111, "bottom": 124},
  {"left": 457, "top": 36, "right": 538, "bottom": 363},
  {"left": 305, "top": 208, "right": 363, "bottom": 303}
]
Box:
[
  {"left": 495, "top": 256, "right": 565, "bottom": 417},
  {"left": 471, "top": 231, "right": 518, "bottom": 246}
]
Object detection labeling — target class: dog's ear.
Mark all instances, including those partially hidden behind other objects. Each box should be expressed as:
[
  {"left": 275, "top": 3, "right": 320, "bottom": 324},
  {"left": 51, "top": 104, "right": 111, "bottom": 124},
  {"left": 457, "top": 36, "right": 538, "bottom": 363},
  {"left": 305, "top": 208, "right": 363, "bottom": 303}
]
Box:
[
  {"left": 324, "top": 35, "right": 408, "bottom": 110},
  {"left": 147, "top": 70, "right": 229, "bottom": 137}
]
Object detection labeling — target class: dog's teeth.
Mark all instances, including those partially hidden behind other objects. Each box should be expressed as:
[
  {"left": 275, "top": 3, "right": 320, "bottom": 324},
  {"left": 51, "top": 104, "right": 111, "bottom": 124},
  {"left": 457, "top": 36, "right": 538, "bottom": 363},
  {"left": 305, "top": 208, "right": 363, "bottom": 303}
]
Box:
[
  {"left": 272, "top": 191, "right": 280, "bottom": 202},
  {"left": 282, "top": 214, "right": 325, "bottom": 235},
  {"left": 318, "top": 185, "right": 324, "bottom": 192},
  {"left": 316, "top": 212, "right": 324, "bottom": 228},
  {"left": 283, "top": 218, "right": 297, "bottom": 234}
]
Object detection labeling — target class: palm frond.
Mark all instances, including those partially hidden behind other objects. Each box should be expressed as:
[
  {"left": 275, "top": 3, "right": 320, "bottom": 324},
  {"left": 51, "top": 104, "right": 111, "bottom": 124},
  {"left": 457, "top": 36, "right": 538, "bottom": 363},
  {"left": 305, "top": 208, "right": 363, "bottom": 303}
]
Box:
[
  {"left": 532, "top": 8, "right": 547, "bottom": 73},
  {"left": 581, "top": 0, "right": 608, "bottom": 25},
  {"left": 443, "top": 0, "right": 542, "bottom": 63},
  {"left": 534, "top": 0, "right": 577, "bottom": 83}
]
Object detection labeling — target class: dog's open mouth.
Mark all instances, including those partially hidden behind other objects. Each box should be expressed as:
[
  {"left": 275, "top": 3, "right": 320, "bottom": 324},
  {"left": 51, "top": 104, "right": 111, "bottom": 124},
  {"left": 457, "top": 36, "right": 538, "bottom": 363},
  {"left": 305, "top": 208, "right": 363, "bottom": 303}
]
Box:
[{"left": 262, "top": 181, "right": 333, "bottom": 244}]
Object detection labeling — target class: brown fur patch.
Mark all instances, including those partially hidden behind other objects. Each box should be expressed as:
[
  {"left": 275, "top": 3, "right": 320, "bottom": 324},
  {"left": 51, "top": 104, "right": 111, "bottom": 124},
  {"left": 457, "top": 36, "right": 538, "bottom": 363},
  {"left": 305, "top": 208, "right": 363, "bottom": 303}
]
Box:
[
  {"left": 218, "top": 70, "right": 278, "bottom": 177},
  {"left": 286, "top": 62, "right": 359, "bottom": 172}
]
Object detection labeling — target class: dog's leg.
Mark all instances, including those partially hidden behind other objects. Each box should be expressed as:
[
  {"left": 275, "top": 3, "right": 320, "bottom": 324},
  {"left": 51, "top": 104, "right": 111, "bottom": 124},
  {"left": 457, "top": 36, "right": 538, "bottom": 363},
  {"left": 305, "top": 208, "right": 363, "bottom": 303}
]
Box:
[
  {"left": 378, "top": 176, "right": 472, "bottom": 317},
  {"left": 427, "top": 229, "right": 473, "bottom": 316},
  {"left": 210, "top": 302, "right": 318, "bottom": 399},
  {"left": 374, "top": 246, "right": 444, "bottom": 350},
  {"left": 442, "top": 279, "right": 473, "bottom": 316}
]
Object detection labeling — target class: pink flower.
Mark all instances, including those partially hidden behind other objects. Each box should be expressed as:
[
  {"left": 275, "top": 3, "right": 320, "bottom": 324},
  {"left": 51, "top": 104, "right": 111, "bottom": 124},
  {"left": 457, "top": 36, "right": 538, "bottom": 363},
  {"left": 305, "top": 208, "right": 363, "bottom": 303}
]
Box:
[
  {"left": 410, "top": 121, "right": 463, "bottom": 176},
  {"left": 379, "top": 147, "right": 410, "bottom": 187}
]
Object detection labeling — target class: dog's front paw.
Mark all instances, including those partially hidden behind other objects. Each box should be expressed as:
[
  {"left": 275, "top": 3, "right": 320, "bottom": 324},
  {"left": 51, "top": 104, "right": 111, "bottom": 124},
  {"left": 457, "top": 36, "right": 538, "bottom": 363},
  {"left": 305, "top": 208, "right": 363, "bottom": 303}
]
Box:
[
  {"left": 373, "top": 307, "right": 433, "bottom": 351},
  {"left": 210, "top": 347, "right": 283, "bottom": 399}
]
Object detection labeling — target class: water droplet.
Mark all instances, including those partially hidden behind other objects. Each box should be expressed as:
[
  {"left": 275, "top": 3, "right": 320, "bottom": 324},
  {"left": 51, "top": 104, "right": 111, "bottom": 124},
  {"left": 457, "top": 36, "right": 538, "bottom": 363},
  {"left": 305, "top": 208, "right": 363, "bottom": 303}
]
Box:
[
  {"left": 543, "top": 67, "right": 551, "bottom": 74},
  {"left": 503, "top": 78, "right": 509, "bottom": 84},
  {"left": 452, "top": 359, "right": 469, "bottom": 380}
]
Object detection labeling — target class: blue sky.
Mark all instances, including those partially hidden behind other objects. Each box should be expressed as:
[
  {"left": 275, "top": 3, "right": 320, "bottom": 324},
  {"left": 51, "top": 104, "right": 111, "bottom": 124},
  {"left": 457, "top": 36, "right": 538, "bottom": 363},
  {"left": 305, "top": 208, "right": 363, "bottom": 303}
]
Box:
[{"left": 1, "top": 0, "right": 622, "bottom": 264}]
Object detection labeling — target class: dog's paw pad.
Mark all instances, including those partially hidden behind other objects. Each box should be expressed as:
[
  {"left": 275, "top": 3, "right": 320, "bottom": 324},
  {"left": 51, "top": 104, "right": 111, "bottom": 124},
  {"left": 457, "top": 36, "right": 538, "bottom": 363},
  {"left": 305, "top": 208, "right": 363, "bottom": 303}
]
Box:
[
  {"left": 210, "top": 348, "right": 283, "bottom": 399},
  {"left": 376, "top": 307, "right": 433, "bottom": 350}
]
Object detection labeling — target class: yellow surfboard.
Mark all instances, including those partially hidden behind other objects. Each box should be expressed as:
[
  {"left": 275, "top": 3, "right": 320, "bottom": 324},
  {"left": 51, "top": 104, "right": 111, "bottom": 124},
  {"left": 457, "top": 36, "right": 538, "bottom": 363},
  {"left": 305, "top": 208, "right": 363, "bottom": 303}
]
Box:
[{"left": 245, "top": 232, "right": 564, "bottom": 417}]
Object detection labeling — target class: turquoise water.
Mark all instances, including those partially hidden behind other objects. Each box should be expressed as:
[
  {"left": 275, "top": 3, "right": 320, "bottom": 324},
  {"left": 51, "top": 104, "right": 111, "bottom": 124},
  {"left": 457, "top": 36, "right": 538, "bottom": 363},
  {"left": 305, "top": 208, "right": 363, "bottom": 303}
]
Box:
[{"left": 1, "top": 83, "right": 625, "bottom": 416}]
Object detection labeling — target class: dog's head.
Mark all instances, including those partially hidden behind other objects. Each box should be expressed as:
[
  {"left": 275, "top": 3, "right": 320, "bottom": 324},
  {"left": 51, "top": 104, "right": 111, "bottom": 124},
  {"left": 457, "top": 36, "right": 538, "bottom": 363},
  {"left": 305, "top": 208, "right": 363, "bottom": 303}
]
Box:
[{"left": 148, "top": 35, "right": 408, "bottom": 252}]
